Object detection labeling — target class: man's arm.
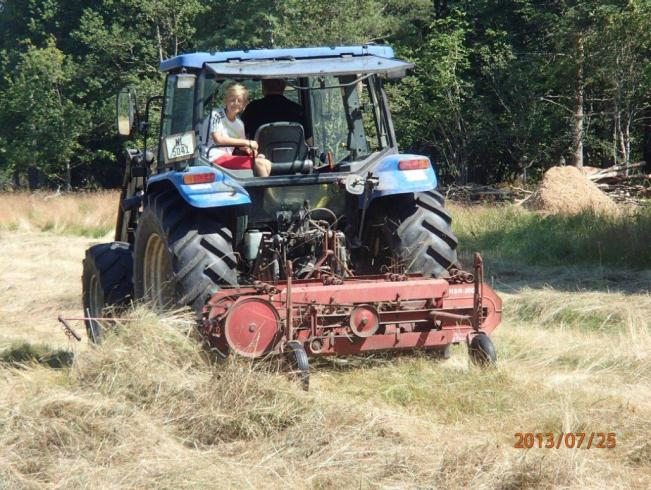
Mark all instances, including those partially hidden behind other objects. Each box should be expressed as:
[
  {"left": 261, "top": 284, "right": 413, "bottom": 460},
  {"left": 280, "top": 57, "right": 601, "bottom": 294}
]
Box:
[{"left": 300, "top": 110, "right": 313, "bottom": 144}]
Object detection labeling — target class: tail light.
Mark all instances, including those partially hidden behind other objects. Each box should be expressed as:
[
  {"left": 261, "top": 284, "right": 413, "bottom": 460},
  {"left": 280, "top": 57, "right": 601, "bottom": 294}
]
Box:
[
  {"left": 398, "top": 159, "right": 430, "bottom": 170},
  {"left": 183, "top": 173, "right": 215, "bottom": 185}
]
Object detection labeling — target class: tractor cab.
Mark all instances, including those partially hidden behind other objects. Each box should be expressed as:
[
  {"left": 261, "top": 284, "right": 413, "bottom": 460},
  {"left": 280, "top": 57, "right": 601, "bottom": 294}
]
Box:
[
  {"left": 112, "top": 45, "right": 455, "bottom": 287},
  {"left": 119, "top": 46, "right": 412, "bottom": 180}
]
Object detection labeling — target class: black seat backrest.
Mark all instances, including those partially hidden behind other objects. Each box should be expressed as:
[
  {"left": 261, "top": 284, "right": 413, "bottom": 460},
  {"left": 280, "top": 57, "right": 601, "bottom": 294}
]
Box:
[{"left": 254, "top": 122, "right": 312, "bottom": 175}]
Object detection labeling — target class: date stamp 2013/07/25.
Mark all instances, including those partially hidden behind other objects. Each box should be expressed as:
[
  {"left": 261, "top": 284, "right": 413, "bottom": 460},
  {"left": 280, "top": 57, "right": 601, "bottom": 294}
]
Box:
[{"left": 514, "top": 432, "right": 616, "bottom": 449}]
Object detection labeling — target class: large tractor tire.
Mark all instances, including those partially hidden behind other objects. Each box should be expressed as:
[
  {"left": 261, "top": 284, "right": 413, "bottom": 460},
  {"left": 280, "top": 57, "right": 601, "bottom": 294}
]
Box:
[
  {"left": 362, "top": 190, "right": 459, "bottom": 278},
  {"left": 82, "top": 242, "right": 134, "bottom": 343},
  {"left": 133, "top": 190, "right": 238, "bottom": 314}
]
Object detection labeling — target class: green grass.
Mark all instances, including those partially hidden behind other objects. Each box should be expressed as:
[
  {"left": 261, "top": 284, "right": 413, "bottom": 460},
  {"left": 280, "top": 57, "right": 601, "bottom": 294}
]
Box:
[
  {"left": 28, "top": 220, "right": 112, "bottom": 237},
  {"left": 62, "top": 224, "right": 113, "bottom": 238},
  {"left": 507, "top": 292, "right": 622, "bottom": 333},
  {"left": 452, "top": 204, "right": 651, "bottom": 268}
]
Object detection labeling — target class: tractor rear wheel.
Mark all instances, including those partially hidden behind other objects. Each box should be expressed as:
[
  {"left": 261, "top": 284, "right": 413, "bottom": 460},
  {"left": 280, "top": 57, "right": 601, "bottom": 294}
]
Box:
[
  {"left": 133, "top": 190, "right": 238, "bottom": 314},
  {"left": 82, "top": 242, "right": 133, "bottom": 343},
  {"left": 362, "top": 190, "right": 459, "bottom": 277}
]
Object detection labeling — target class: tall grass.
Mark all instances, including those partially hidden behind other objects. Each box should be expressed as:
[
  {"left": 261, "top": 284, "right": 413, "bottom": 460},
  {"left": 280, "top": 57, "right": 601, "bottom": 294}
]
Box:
[
  {"left": 451, "top": 203, "right": 651, "bottom": 268},
  {"left": 2, "top": 192, "right": 649, "bottom": 269},
  {"left": 0, "top": 191, "right": 117, "bottom": 237}
]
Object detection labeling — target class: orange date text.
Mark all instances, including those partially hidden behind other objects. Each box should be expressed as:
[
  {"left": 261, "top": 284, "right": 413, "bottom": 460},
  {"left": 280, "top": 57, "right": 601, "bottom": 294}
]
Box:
[{"left": 514, "top": 432, "right": 616, "bottom": 449}]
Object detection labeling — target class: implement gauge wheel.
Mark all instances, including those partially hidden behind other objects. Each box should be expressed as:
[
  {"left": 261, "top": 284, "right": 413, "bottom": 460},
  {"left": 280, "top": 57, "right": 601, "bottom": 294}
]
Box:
[
  {"left": 133, "top": 190, "right": 238, "bottom": 314},
  {"left": 81, "top": 242, "right": 133, "bottom": 343},
  {"left": 286, "top": 341, "right": 310, "bottom": 391},
  {"left": 468, "top": 333, "right": 497, "bottom": 367}
]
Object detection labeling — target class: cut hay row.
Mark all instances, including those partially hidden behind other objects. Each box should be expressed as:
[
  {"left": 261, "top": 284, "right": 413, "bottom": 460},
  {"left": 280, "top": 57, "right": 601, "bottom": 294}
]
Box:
[{"left": 1, "top": 305, "right": 649, "bottom": 488}]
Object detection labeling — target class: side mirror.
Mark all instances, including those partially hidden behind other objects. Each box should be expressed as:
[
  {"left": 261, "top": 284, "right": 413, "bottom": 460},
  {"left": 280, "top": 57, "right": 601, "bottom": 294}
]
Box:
[{"left": 116, "top": 87, "right": 138, "bottom": 137}]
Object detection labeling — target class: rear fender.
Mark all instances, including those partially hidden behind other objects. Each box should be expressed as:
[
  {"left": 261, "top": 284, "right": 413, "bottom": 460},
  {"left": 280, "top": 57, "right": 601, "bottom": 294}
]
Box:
[
  {"left": 147, "top": 166, "right": 251, "bottom": 208},
  {"left": 362, "top": 154, "right": 437, "bottom": 208}
]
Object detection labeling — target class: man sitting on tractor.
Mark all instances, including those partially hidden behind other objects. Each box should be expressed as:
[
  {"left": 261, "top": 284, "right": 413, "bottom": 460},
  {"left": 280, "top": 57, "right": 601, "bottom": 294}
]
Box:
[{"left": 241, "top": 78, "right": 313, "bottom": 145}]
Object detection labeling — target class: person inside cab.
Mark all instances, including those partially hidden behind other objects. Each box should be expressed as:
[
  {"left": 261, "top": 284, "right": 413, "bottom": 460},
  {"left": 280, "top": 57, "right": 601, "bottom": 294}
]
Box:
[
  {"left": 241, "top": 79, "right": 313, "bottom": 176},
  {"left": 208, "top": 83, "right": 272, "bottom": 177},
  {"left": 241, "top": 79, "right": 312, "bottom": 140}
]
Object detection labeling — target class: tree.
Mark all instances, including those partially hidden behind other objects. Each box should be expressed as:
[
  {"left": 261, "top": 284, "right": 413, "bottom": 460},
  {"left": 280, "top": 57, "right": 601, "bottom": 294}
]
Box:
[
  {"left": 385, "top": 8, "right": 473, "bottom": 183},
  {"left": 196, "top": 0, "right": 396, "bottom": 50},
  {"left": 591, "top": 1, "right": 651, "bottom": 165},
  {"left": 0, "top": 40, "right": 87, "bottom": 189}
]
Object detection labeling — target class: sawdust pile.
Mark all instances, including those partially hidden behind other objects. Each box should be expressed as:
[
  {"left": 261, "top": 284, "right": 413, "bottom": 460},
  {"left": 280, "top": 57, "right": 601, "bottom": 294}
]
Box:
[{"left": 523, "top": 166, "right": 619, "bottom": 215}]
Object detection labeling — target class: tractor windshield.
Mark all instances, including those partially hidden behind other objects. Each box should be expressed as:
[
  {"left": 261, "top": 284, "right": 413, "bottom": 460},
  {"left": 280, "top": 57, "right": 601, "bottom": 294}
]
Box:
[
  {"left": 197, "top": 74, "right": 390, "bottom": 167},
  {"left": 308, "top": 75, "right": 388, "bottom": 163}
]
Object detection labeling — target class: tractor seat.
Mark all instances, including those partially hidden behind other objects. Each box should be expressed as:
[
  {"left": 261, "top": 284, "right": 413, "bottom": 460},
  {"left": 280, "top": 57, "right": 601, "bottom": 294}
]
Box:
[{"left": 254, "top": 122, "right": 313, "bottom": 175}]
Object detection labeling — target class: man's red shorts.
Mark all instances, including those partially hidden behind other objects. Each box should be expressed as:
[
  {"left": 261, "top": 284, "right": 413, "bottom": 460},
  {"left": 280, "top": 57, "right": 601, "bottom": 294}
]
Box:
[{"left": 212, "top": 154, "right": 253, "bottom": 170}]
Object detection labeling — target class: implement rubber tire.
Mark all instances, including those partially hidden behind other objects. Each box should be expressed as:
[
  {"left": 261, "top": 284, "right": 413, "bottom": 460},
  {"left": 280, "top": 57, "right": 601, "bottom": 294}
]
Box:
[
  {"left": 363, "top": 190, "right": 459, "bottom": 278},
  {"left": 286, "top": 341, "right": 310, "bottom": 391},
  {"left": 82, "top": 242, "right": 134, "bottom": 343},
  {"left": 133, "top": 190, "right": 237, "bottom": 314},
  {"left": 468, "top": 333, "right": 497, "bottom": 367}
]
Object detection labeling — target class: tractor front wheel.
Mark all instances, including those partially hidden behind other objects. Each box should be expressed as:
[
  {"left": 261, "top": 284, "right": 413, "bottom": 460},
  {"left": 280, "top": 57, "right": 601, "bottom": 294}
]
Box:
[{"left": 81, "top": 242, "right": 133, "bottom": 343}]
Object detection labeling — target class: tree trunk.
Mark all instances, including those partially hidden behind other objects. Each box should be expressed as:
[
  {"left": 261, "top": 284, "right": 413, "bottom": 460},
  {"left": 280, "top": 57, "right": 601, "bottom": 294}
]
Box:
[
  {"left": 644, "top": 104, "right": 651, "bottom": 173},
  {"left": 27, "top": 165, "right": 39, "bottom": 191},
  {"left": 156, "top": 25, "right": 164, "bottom": 61},
  {"left": 65, "top": 160, "right": 72, "bottom": 191},
  {"left": 572, "top": 35, "right": 584, "bottom": 168}
]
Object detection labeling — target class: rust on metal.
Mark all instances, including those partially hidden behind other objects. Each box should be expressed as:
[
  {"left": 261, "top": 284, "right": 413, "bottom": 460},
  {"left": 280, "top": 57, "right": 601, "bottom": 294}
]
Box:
[
  {"left": 202, "top": 265, "right": 502, "bottom": 359},
  {"left": 57, "top": 315, "right": 82, "bottom": 342},
  {"left": 472, "top": 252, "right": 484, "bottom": 331},
  {"left": 285, "top": 260, "right": 294, "bottom": 344}
]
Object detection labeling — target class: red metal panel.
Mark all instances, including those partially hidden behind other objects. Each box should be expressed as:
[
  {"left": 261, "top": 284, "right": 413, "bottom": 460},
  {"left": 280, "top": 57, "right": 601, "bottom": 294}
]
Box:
[
  {"left": 276, "top": 278, "right": 449, "bottom": 305},
  {"left": 309, "top": 330, "right": 456, "bottom": 355},
  {"left": 441, "top": 284, "right": 502, "bottom": 335}
]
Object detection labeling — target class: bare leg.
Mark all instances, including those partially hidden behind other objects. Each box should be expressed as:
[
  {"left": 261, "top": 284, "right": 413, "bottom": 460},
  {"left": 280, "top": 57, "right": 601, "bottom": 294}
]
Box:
[{"left": 254, "top": 155, "right": 272, "bottom": 177}]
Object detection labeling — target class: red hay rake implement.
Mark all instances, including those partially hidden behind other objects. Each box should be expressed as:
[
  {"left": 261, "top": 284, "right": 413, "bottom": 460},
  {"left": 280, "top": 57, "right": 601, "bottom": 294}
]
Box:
[{"left": 203, "top": 254, "right": 501, "bottom": 389}]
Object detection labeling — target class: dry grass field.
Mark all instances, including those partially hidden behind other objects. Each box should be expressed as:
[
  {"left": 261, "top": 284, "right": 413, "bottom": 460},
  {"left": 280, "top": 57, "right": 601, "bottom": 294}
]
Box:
[{"left": 0, "top": 192, "right": 649, "bottom": 489}]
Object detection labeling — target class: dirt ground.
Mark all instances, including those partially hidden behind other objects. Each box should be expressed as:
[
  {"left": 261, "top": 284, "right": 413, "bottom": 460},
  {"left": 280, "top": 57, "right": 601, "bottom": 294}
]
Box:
[
  {"left": 1, "top": 229, "right": 650, "bottom": 488},
  {"left": 0, "top": 231, "right": 101, "bottom": 348}
]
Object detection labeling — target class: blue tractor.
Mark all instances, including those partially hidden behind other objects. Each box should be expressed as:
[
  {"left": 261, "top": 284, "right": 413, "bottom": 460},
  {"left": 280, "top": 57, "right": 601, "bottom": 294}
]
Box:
[{"left": 81, "top": 46, "right": 499, "bottom": 376}]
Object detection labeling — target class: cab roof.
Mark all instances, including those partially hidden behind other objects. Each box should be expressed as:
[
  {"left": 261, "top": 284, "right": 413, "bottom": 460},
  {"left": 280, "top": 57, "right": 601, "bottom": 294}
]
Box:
[{"left": 160, "top": 45, "right": 406, "bottom": 74}]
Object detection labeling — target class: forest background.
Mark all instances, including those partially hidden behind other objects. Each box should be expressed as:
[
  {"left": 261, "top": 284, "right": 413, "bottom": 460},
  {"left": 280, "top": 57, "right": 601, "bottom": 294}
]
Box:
[{"left": 1, "top": 0, "right": 651, "bottom": 190}]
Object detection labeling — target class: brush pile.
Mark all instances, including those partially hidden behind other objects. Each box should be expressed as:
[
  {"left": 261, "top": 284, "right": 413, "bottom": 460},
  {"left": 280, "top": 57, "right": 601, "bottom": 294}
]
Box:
[
  {"left": 442, "top": 184, "right": 531, "bottom": 202},
  {"left": 583, "top": 162, "right": 651, "bottom": 205}
]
